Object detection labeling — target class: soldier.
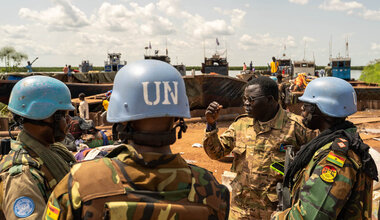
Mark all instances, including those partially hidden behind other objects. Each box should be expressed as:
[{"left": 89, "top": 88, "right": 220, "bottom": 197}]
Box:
[
  {"left": 44, "top": 60, "right": 230, "bottom": 220},
  {"left": 0, "top": 76, "right": 76, "bottom": 219},
  {"left": 203, "top": 76, "right": 315, "bottom": 219},
  {"left": 273, "top": 77, "right": 378, "bottom": 219}
]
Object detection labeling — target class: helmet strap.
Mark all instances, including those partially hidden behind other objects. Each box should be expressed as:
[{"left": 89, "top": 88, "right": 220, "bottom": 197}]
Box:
[
  {"left": 22, "top": 113, "right": 66, "bottom": 142},
  {"left": 117, "top": 118, "right": 187, "bottom": 147}
]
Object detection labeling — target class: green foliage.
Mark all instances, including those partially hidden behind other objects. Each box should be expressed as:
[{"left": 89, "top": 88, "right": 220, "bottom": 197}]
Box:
[
  {"left": 0, "top": 46, "right": 28, "bottom": 72},
  {"left": 360, "top": 60, "right": 380, "bottom": 83}
]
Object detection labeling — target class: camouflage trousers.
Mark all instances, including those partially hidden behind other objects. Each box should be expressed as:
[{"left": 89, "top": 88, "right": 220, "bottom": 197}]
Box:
[{"left": 229, "top": 202, "right": 276, "bottom": 220}]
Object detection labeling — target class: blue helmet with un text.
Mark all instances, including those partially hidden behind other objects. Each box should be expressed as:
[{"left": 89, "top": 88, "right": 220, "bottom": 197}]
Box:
[
  {"left": 107, "top": 60, "right": 190, "bottom": 123},
  {"left": 8, "top": 75, "right": 75, "bottom": 120},
  {"left": 298, "top": 77, "right": 357, "bottom": 117}
]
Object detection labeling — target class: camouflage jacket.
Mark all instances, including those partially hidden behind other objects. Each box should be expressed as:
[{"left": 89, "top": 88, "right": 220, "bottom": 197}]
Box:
[
  {"left": 44, "top": 144, "right": 230, "bottom": 220},
  {"left": 274, "top": 134, "right": 373, "bottom": 220},
  {"left": 203, "top": 107, "right": 315, "bottom": 212},
  {"left": 0, "top": 131, "right": 62, "bottom": 219}
]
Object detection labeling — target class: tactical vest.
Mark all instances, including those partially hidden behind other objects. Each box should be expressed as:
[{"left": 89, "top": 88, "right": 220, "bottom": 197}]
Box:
[
  {"left": 0, "top": 142, "right": 57, "bottom": 202},
  {"left": 68, "top": 158, "right": 229, "bottom": 220}
]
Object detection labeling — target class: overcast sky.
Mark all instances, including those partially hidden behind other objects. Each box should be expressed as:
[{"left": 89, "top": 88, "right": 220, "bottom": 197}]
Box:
[{"left": 1, "top": 0, "right": 379, "bottom": 67}]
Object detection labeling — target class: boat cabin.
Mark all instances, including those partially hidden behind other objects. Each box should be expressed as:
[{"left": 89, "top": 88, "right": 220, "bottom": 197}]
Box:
[
  {"left": 201, "top": 54, "right": 229, "bottom": 76},
  {"left": 144, "top": 51, "right": 186, "bottom": 76},
  {"left": 330, "top": 57, "right": 351, "bottom": 80},
  {"left": 104, "top": 53, "right": 127, "bottom": 72},
  {"left": 277, "top": 56, "right": 293, "bottom": 76},
  {"left": 293, "top": 60, "right": 316, "bottom": 77},
  {"left": 79, "top": 60, "right": 93, "bottom": 73}
]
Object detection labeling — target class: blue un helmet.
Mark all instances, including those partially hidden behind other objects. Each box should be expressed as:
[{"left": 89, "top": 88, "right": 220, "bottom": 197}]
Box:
[
  {"left": 107, "top": 60, "right": 190, "bottom": 123},
  {"left": 298, "top": 77, "right": 357, "bottom": 117},
  {"left": 8, "top": 75, "right": 75, "bottom": 120}
]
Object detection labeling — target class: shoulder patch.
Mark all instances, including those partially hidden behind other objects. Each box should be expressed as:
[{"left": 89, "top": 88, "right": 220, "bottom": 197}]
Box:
[
  {"left": 331, "top": 138, "right": 349, "bottom": 155},
  {"left": 234, "top": 114, "right": 249, "bottom": 122},
  {"left": 46, "top": 201, "right": 60, "bottom": 220},
  {"left": 13, "top": 196, "right": 35, "bottom": 218},
  {"left": 326, "top": 151, "right": 346, "bottom": 167},
  {"left": 320, "top": 165, "right": 337, "bottom": 183}
]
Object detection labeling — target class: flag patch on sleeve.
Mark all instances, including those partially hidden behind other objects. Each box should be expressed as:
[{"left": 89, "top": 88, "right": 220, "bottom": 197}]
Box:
[
  {"left": 326, "top": 151, "right": 346, "bottom": 167},
  {"left": 46, "top": 201, "right": 60, "bottom": 220}
]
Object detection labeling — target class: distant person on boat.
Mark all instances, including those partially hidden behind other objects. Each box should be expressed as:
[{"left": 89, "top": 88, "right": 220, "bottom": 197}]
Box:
[
  {"left": 78, "top": 93, "right": 89, "bottom": 120},
  {"left": 63, "top": 64, "right": 68, "bottom": 74},
  {"left": 26, "top": 61, "right": 33, "bottom": 72},
  {"left": 319, "top": 68, "right": 326, "bottom": 77},
  {"left": 100, "top": 90, "right": 112, "bottom": 126},
  {"left": 67, "top": 65, "right": 73, "bottom": 82},
  {"left": 250, "top": 61, "right": 253, "bottom": 71},
  {"left": 25, "top": 57, "right": 38, "bottom": 73},
  {"left": 44, "top": 60, "right": 230, "bottom": 220},
  {"left": 270, "top": 57, "right": 279, "bottom": 75},
  {"left": 243, "top": 62, "right": 247, "bottom": 71},
  {"left": 0, "top": 76, "right": 76, "bottom": 219},
  {"left": 203, "top": 76, "right": 316, "bottom": 219},
  {"left": 293, "top": 72, "right": 308, "bottom": 92}
]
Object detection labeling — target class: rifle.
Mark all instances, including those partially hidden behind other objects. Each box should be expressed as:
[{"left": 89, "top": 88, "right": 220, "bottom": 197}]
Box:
[
  {"left": 275, "top": 145, "right": 295, "bottom": 211},
  {"left": 0, "top": 138, "right": 11, "bottom": 155}
]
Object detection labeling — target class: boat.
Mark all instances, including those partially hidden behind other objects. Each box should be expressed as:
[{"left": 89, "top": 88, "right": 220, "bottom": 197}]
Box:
[
  {"left": 79, "top": 60, "right": 93, "bottom": 73},
  {"left": 0, "top": 74, "right": 113, "bottom": 105},
  {"left": 328, "top": 41, "right": 351, "bottom": 80},
  {"left": 183, "top": 74, "right": 247, "bottom": 110},
  {"left": 201, "top": 53, "right": 228, "bottom": 76},
  {"left": 293, "top": 59, "right": 316, "bottom": 77},
  {"left": 277, "top": 53, "right": 294, "bottom": 77},
  {"left": 144, "top": 47, "right": 186, "bottom": 76},
  {"left": 104, "top": 53, "right": 127, "bottom": 72}
]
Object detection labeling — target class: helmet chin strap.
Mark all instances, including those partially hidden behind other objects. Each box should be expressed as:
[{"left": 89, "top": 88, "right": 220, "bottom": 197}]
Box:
[
  {"left": 21, "top": 114, "right": 66, "bottom": 142},
  {"left": 117, "top": 118, "right": 187, "bottom": 147}
]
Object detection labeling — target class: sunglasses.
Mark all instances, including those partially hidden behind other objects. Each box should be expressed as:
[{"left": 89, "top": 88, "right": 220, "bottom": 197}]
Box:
[{"left": 242, "top": 95, "right": 266, "bottom": 103}]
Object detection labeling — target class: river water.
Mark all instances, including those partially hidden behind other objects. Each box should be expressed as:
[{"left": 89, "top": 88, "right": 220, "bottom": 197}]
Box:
[{"left": 185, "top": 70, "right": 362, "bottom": 80}]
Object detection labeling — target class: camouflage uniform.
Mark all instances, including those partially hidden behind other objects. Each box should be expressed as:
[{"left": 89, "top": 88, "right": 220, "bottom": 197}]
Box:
[
  {"left": 203, "top": 107, "right": 315, "bottom": 219},
  {"left": 273, "top": 128, "right": 373, "bottom": 219},
  {"left": 0, "top": 130, "right": 75, "bottom": 219},
  {"left": 44, "top": 144, "right": 230, "bottom": 220}
]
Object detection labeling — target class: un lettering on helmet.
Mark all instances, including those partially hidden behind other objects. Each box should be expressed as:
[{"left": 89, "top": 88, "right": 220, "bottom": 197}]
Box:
[
  {"left": 142, "top": 81, "right": 178, "bottom": 105},
  {"left": 107, "top": 60, "right": 190, "bottom": 123}
]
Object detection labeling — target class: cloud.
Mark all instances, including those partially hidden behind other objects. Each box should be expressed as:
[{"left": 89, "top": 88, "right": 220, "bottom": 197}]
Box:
[
  {"left": 371, "top": 43, "right": 380, "bottom": 51},
  {"left": 157, "top": 0, "right": 180, "bottom": 16},
  {"left": 192, "top": 19, "right": 234, "bottom": 39},
  {"left": 181, "top": 8, "right": 239, "bottom": 40},
  {"left": 302, "top": 36, "right": 316, "bottom": 43},
  {"left": 0, "top": 25, "right": 29, "bottom": 39},
  {"left": 214, "top": 7, "right": 246, "bottom": 27},
  {"left": 93, "top": 2, "right": 174, "bottom": 35},
  {"left": 319, "top": 0, "right": 363, "bottom": 13},
  {"left": 19, "top": 0, "right": 90, "bottom": 31},
  {"left": 360, "top": 9, "right": 380, "bottom": 21},
  {"left": 238, "top": 34, "right": 296, "bottom": 50},
  {"left": 289, "top": 0, "right": 309, "bottom": 5}
]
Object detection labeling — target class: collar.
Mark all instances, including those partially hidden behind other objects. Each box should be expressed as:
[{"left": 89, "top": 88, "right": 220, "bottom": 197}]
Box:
[
  {"left": 253, "top": 107, "right": 286, "bottom": 134},
  {"left": 14, "top": 130, "right": 48, "bottom": 151},
  {"left": 111, "top": 144, "right": 189, "bottom": 169}
]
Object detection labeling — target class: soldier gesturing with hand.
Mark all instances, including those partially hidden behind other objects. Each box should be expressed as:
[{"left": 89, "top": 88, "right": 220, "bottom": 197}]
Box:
[
  {"left": 205, "top": 101, "right": 223, "bottom": 130},
  {"left": 203, "top": 77, "right": 315, "bottom": 220}
]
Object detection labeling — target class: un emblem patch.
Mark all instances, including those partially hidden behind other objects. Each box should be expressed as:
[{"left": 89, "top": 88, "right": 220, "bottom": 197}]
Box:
[{"left": 13, "top": 196, "right": 35, "bottom": 218}]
